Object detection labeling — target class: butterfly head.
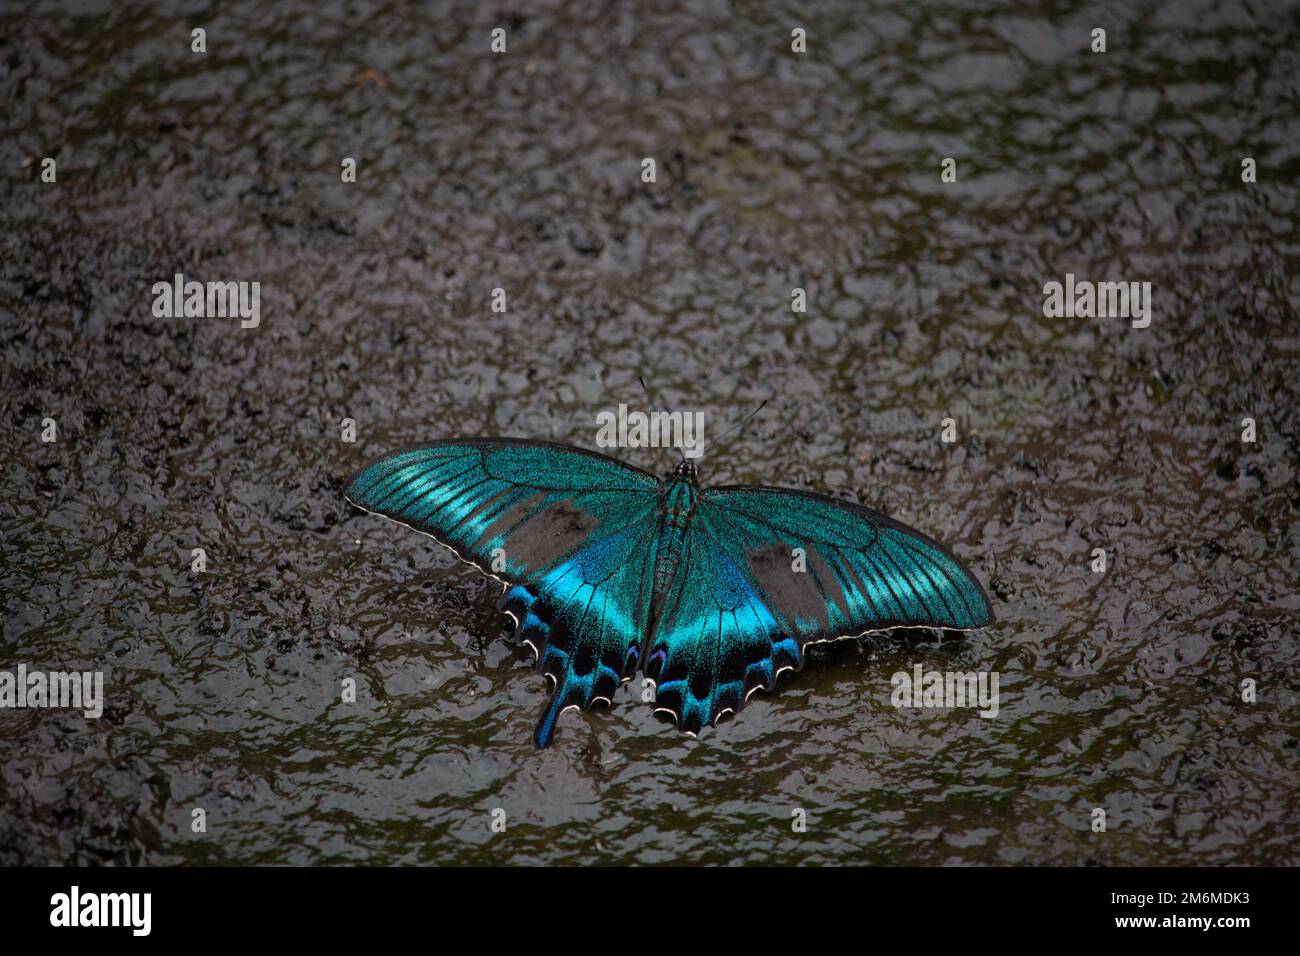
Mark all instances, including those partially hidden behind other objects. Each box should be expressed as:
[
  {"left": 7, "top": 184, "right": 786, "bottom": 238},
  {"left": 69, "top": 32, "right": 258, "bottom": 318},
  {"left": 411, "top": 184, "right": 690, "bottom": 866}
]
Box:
[{"left": 670, "top": 459, "right": 699, "bottom": 485}]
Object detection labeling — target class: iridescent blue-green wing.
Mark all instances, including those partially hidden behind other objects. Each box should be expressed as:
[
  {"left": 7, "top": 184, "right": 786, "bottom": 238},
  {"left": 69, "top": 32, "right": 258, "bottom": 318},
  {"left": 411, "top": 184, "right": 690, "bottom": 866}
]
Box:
[
  {"left": 708, "top": 486, "right": 994, "bottom": 636},
  {"left": 344, "top": 439, "right": 662, "bottom": 746},
  {"left": 344, "top": 439, "right": 660, "bottom": 579},
  {"left": 499, "top": 517, "right": 661, "bottom": 746},
  {"left": 645, "top": 486, "right": 993, "bottom": 734},
  {"left": 644, "top": 510, "right": 802, "bottom": 736}
]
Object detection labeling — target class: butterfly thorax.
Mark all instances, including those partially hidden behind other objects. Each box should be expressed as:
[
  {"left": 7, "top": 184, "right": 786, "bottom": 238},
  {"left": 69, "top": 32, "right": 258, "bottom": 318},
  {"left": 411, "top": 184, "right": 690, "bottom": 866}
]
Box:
[{"left": 651, "top": 467, "right": 700, "bottom": 604}]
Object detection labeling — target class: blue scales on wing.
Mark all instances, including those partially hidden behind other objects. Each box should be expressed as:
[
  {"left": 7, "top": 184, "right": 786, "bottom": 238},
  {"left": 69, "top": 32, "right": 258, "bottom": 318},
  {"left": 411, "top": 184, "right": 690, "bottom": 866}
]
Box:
[
  {"left": 344, "top": 439, "right": 662, "bottom": 746},
  {"left": 644, "top": 486, "right": 994, "bottom": 734}
]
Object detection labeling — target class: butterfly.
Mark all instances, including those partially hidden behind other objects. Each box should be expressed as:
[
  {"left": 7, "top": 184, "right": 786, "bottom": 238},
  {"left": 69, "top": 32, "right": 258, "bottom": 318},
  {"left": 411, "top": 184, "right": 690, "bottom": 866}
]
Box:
[{"left": 344, "top": 438, "right": 994, "bottom": 747}]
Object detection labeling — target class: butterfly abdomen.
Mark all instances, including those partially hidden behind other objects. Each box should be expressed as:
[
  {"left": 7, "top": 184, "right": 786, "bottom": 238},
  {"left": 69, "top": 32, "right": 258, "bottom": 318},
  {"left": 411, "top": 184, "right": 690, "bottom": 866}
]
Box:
[{"left": 651, "top": 479, "right": 698, "bottom": 599}]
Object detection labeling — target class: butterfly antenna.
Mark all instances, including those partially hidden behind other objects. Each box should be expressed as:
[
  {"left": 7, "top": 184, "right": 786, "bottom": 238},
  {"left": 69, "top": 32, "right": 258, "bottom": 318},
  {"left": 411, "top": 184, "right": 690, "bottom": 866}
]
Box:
[
  {"left": 638, "top": 374, "right": 683, "bottom": 463},
  {"left": 638, "top": 375, "right": 664, "bottom": 413},
  {"left": 702, "top": 398, "right": 768, "bottom": 455}
]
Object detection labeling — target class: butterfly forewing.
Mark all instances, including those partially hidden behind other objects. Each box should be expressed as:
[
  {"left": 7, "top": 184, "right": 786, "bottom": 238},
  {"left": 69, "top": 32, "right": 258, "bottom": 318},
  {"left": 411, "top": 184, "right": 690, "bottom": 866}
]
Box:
[
  {"left": 706, "top": 486, "right": 993, "bottom": 633},
  {"left": 345, "top": 439, "right": 660, "bottom": 578}
]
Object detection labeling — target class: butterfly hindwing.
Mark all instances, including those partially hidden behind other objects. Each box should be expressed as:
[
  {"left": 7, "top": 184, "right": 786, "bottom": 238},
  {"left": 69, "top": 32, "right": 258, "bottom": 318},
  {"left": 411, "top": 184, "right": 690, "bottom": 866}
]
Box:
[
  {"left": 644, "top": 510, "right": 803, "bottom": 735},
  {"left": 345, "top": 439, "right": 662, "bottom": 745},
  {"left": 647, "top": 486, "right": 993, "bottom": 732},
  {"left": 498, "top": 515, "right": 661, "bottom": 745}
]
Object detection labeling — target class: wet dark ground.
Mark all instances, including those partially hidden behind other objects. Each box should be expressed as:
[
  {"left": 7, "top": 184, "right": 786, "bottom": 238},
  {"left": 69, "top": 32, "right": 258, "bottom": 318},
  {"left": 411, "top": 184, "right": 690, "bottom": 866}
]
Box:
[{"left": 2, "top": 0, "right": 1298, "bottom": 865}]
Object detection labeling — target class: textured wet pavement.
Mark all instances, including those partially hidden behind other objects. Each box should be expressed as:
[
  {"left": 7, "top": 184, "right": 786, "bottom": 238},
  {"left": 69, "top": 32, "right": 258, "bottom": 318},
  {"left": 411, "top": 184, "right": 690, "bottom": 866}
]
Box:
[{"left": 2, "top": 0, "right": 1297, "bottom": 864}]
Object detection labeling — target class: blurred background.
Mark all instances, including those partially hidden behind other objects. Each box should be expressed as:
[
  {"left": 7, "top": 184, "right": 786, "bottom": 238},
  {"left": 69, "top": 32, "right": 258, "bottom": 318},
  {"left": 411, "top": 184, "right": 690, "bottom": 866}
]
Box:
[{"left": 1, "top": 0, "right": 1296, "bottom": 864}]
